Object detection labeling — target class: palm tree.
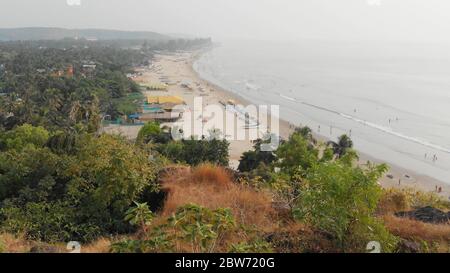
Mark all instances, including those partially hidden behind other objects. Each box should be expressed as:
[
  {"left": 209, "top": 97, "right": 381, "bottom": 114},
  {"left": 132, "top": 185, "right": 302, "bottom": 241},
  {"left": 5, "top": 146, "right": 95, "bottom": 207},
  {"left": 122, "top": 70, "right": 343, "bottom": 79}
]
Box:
[
  {"left": 328, "top": 134, "right": 353, "bottom": 158},
  {"left": 295, "top": 126, "right": 312, "bottom": 139},
  {"left": 69, "top": 100, "right": 82, "bottom": 123},
  {"left": 295, "top": 126, "right": 317, "bottom": 145}
]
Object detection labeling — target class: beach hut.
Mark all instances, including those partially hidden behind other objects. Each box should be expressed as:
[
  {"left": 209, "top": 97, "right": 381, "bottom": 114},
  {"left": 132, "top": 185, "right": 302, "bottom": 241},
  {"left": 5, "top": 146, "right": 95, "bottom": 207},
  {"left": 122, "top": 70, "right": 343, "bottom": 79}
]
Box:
[
  {"left": 138, "top": 112, "right": 182, "bottom": 123},
  {"left": 140, "top": 96, "right": 186, "bottom": 123}
]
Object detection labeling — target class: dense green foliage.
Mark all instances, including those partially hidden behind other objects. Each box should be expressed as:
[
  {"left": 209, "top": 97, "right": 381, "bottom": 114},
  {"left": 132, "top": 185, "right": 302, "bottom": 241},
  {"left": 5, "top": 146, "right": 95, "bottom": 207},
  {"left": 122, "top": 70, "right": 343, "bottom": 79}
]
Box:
[
  {"left": 169, "top": 137, "right": 230, "bottom": 166},
  {"left": 238, "top": 139, "right": 277, "bottom": 173},
  {"left": 111, "top": 204, "right": 269, "bottom": 253},
  {"left": 237, "top": 127, "right": 398, "bottom": 252},
  {"left": 136, "top": 121, "right": 170, "bottom": 145},
  {"left": 124, "top": 202, "right": 155, "bottom": 234},
  {"left": 0, "top": 125, "right": 158, "bottom": 242},
  {"left": 292, "top": 161, "right": 397, "bottom": 251},
  {"left": 328, "top": 134, "right": 354, "bottom": 159},
  {"left": 137, "top": 123, "right": 230, "bottom": 166},
  {"left": 0, "top": 41, "right": 147, "bottom": 131}
]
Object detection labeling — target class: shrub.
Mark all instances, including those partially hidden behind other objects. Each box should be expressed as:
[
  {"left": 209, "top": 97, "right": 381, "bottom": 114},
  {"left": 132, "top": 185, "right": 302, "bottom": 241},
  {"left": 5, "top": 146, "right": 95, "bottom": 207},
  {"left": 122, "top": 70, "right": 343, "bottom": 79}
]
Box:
[
  {"left": 124, "top": 202, "right": 155, "bottom": 234},
  {"left": 238, "top": 139, "right": 276, "bottom": 173},
  {"left": 292, "top": 161, "right": 398, "bottom": 252},
  {"left": 154, "top": 130, "right": 230, "bottom": 167},
  {"left": 136, "top": 122, "right": 170, "bottom": 144},
  {"left": 0, "top": 130, "right": 158, "bottom": 243},
  {"left": 112, "top": 204, "right": 239, "bottom": 253},
  {"left": 167, "top": 204, "right": 236, "bottom": 252},
  {"left": 0, "top": 124, "right": 49, "bottom": 151},
  {"left": 378, "top": 188, "right": 450, "bottom": 215},
  {"left": 110, "top": 231, "right": 174, "bottom": 254},
  {"left": 179, "top": 137, "right": 229, "bottom": 166},
  {"left": 275, "top": 132, "right": 318, "bottom": 177}
]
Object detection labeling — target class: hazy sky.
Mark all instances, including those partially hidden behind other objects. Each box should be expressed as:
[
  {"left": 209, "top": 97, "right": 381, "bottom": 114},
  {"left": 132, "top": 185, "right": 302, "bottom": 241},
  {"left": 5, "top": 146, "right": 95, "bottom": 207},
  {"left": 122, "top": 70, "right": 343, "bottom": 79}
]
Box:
[{"left": 1, "top": 0, "right": 450, "bottom": 42}]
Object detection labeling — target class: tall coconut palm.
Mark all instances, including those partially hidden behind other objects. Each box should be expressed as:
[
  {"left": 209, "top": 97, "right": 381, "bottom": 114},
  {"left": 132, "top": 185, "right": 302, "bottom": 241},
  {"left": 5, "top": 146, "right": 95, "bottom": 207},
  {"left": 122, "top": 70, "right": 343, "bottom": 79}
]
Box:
[{"left": 328, "top": 134, "right": 353, "bottom": 158}]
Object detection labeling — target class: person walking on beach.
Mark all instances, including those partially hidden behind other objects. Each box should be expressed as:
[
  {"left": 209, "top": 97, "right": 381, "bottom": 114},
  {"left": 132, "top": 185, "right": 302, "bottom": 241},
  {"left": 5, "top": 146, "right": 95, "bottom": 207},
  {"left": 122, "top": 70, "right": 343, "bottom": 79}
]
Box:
[{"left": 318, "top": 125, "right": 321, "bottom": 133}]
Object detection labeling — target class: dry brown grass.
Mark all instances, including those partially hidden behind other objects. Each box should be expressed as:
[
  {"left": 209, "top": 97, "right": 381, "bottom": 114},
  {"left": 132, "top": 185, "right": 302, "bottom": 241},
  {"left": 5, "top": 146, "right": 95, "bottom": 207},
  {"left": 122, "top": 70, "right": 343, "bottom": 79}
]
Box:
[
  {"left": 190, "top": 164, "right": 233, "bottom": 189},
  {"left": 384, "top": 215, "right": 450, "bottom": 244},
  {"left": 377, "top": 189, "right": 410, "bottom": 215},
  {"left": 0, "top": 233, "right": 114, "bottom": 253},
  {"left": 0, "top": 233, "right": 33, "bottom": 253},
  {"left": 378, "top": 189, "right": 450, "bottom": 252},
  {"left": 159, "top": 163, "right": 277, "bottom": 232},
  {"left": 81, "top": 238, "right": 112, "bottom": 253},
  {"left": 378, "top": 188, "right": 450, "bottom": 215},
  {"left": 265, "top": 222, "right": 335, "bottom": 253}
]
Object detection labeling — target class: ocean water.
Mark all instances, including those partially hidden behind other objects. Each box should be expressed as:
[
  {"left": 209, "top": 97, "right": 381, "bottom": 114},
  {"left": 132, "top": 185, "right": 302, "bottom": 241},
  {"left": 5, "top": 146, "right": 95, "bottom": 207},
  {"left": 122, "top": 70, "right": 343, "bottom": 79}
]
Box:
[{"left": 193, "top": 40, "right": 450, "bottom": 184}]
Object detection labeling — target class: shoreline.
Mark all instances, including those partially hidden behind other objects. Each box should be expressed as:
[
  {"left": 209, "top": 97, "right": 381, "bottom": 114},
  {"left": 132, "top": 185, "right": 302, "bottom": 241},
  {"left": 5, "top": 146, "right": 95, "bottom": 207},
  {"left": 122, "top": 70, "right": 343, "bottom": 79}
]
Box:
[{"left": 132, "top": 49, "right": 450, "bottom": 200}]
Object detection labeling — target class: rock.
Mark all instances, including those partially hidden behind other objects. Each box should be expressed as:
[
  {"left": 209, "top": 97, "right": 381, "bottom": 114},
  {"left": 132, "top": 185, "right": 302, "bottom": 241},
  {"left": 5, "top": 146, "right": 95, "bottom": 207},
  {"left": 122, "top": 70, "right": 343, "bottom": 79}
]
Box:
[
  {"left": 397, "top": 240, "right": 421, "bottom": 253},
  {"left": 395, "top": 206, "right": 450, "bottom": 224}
]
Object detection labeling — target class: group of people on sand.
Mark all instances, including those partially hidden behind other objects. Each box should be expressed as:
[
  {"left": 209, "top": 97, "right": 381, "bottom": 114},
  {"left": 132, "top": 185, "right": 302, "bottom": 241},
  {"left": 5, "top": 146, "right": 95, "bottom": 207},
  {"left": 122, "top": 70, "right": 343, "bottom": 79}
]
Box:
[
  {"left": 435, "top": 185, "right": 443, "bottom": 194},
  {"left": 388, "top": 117, "right": 399, "bottom": 125},
  {"left": 424, "top": 153, "right": 438, "bottom": 163},
  {"left": 317, "top": 125, "right": 333, "bottom": 135}
]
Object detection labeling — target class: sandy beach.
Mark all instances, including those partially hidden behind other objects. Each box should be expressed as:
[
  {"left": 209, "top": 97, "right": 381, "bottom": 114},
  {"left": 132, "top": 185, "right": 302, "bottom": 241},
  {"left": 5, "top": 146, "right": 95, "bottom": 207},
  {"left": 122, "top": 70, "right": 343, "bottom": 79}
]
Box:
[
  {"left": 132, "top": 51, "right": 293, "bottom": 165},
  {"left": 116, "top": 50, "right": 450, "bottom": 200}
]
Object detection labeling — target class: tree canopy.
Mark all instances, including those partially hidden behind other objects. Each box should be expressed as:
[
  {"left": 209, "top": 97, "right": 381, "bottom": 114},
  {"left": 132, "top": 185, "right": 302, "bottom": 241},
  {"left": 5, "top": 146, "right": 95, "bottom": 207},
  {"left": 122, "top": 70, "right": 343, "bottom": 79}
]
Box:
[{"left": 0, "top": 125, "right": 158, "bottom": 242}]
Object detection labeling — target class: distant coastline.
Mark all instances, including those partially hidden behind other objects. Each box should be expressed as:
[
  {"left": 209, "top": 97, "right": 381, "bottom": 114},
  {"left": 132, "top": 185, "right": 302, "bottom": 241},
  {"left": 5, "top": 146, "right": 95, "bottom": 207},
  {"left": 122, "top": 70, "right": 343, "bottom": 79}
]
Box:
[{"left": 0, "top": 27, "right": 170, "bottom": 41}]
